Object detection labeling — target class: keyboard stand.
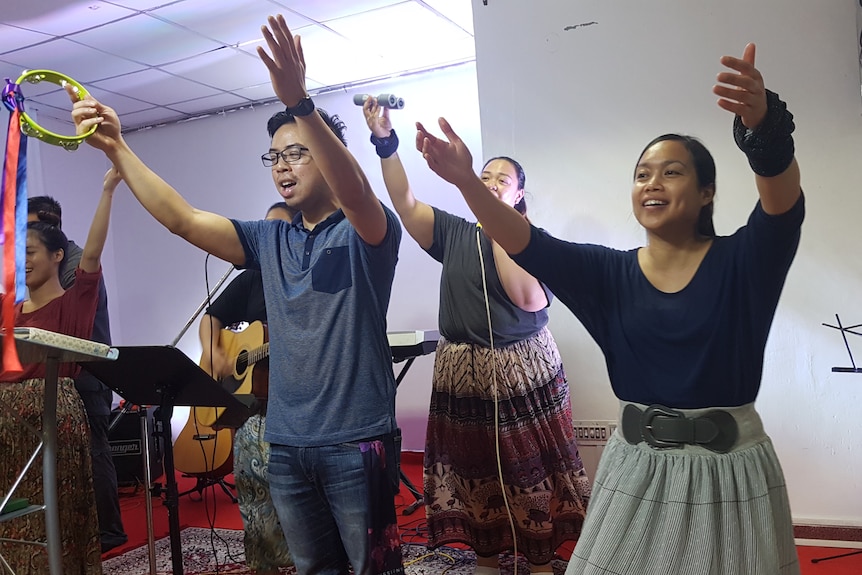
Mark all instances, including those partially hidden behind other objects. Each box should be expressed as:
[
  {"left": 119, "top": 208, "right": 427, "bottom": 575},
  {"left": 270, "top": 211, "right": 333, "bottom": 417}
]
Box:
[
  {"left": 0, "top": 328, "right": 117, "bottom": 575},
  {"left": 387, "top": 330, "right": 439, "bottom": 515}
]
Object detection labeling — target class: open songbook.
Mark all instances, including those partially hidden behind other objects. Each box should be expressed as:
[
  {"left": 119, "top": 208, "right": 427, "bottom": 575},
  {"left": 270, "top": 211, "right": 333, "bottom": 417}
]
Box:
[{"left": 6, "top": 327, "right": 119, "bottom": 364}]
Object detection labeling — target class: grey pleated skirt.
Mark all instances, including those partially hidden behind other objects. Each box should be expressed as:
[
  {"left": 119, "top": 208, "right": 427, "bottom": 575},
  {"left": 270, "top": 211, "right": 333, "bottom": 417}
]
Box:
[{"left": 565, "top": 402, "right": 800, "bottom": 575}]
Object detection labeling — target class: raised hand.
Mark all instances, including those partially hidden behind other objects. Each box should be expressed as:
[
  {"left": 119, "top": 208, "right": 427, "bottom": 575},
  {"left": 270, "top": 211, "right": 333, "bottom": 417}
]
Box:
[
  {"left": 363, "top": 97, "right": 392, "bottom": 138},
  {"left": 103, "top": 166, "right": 122, "bottom": 194},
  {"left": 66, "top": 84, "right": 122, "bottom": 152},
  {"left": 415, "top": 118, "right": 475, "bottom": 187},
  {"left": 714, "top": 43, "right": 767, "bottom": 129},
  {"left": 257, "top": 14, "right": 308, "bottom": 108}
]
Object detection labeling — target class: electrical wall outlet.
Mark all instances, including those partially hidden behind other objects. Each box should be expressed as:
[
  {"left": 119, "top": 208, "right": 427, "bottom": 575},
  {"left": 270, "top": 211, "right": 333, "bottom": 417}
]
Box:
[{"left": 572, "top": 420, "right": 618, "bottom": 445}]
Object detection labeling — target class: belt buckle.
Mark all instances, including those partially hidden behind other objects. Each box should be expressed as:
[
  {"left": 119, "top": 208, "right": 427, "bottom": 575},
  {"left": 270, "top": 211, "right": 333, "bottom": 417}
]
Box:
[{"left": 641, "top": 404, "right": 685, "bottom": 449}]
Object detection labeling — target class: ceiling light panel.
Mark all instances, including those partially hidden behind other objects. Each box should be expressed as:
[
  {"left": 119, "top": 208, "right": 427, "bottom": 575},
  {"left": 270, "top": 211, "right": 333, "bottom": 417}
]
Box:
[
  {"left": 274, "top": 0, "right": 406, "bottom": 23},
  {"left": 421, "top": 0, "right": 474, "bottom": 34},
  {"left": 325, "top": 2, "right": 474, "bottom": 71}
]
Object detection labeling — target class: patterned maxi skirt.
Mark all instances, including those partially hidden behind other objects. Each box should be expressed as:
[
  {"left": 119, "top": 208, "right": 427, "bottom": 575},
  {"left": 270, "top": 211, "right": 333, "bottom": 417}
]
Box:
[
  {"left": 424, "top": 327, "right": 591, "bottom": 564},
  {"left": 0, "top": 378, "right": 102, "bottom": 575},
  {"left": 565, "top": 401, "right": 800, "bottom": 575}
]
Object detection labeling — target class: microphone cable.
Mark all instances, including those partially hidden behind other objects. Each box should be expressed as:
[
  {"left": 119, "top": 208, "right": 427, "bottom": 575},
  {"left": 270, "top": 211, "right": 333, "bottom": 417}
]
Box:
[{"left": 475, "top": 223, "right": 519, "bottom": 575}]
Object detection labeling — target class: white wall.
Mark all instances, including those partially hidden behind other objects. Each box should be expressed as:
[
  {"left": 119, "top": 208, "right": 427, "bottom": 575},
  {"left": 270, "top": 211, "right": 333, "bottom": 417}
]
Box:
[
  {"left": 28, "top": 62, "right": 483, "bottom": 450},
  {"left": 472, "top": 0, "right": 862, "bottom": 526}
]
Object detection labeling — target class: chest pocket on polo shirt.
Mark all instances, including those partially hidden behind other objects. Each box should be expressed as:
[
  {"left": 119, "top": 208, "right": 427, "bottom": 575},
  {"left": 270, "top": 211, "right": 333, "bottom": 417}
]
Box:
[{"left": 312, "top": 246, "right": 352, "bottom": 293}]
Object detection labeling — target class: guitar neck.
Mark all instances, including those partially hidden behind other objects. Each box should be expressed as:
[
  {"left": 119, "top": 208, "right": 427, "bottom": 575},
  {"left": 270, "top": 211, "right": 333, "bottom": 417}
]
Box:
[{"left": 248, "top": 342, "right": 269, "bottom": 365}]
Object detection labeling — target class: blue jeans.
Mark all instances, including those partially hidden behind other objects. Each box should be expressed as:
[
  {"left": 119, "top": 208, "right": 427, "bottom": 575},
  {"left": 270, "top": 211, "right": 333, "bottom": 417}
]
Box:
[{"left": 268, "top": 442, "right": 371, "bottom": 575}]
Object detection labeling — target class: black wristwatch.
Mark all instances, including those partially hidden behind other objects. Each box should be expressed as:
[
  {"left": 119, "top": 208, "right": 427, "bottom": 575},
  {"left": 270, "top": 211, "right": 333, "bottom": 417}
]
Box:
[{"left": 287, "top": 96, "right": 315, "bottom": 117}]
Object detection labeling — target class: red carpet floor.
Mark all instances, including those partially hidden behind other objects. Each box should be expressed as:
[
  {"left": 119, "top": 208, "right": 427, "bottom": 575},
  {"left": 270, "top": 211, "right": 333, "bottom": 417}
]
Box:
[{"left": 105, "top": 452, "right": 862, "bottom": 575}]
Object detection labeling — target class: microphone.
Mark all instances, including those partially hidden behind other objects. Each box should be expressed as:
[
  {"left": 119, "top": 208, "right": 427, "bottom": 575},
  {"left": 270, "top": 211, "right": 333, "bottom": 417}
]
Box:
[{"left": 353, "top": 93, "right": 405, "bottom": 109}]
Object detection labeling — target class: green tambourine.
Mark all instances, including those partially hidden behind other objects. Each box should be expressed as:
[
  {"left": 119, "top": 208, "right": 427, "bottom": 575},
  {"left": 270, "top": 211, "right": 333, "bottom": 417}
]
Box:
[{"left": 15, "top": 69, "right": 97, "bottom": 151}]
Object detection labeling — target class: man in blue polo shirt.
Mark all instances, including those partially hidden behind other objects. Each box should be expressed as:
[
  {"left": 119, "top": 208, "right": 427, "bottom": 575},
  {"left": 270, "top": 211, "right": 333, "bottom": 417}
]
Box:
[{"left": 69, "top": 14, "right": 404, "bottom": 575}]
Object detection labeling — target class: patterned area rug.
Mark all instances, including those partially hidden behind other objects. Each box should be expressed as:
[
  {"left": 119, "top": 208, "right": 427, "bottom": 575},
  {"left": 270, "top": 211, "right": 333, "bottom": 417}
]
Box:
[{"left": 100, "top": 527, "right": 568, "bottom": 574}]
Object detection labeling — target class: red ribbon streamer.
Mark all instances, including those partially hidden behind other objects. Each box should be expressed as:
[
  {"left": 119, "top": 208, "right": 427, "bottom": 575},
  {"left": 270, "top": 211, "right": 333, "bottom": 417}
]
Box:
[{"left": 2, "top": 83, "right": 23, "bottom": 375}]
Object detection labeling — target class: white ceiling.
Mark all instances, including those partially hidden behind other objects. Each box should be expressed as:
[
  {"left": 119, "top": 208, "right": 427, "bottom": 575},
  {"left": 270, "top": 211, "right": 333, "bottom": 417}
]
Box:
[{"left": 0, "top": 0, "right": 475, "bottom": 132}]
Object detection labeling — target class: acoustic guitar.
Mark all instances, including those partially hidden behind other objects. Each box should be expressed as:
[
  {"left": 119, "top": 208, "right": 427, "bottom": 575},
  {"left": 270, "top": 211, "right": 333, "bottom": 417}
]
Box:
[{"left": 173, "top": 321, "right": 269, "bottom": 477}]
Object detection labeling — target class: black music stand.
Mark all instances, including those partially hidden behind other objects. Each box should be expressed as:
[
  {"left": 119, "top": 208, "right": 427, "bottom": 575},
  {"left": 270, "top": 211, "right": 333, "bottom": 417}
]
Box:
[
  {"left": 811, "top": 315, "right": 862, "bottom": 565},
  {"left": 80, "top": 345, "right": 258, "bottom": 575},
  {"left": 388, "top": 330, "right": 439, "bottom": 515}
]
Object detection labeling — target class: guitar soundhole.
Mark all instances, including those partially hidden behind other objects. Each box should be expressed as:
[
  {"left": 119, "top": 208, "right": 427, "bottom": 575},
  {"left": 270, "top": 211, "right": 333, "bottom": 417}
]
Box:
[{"left": 235, "top": 350, "right": 249, "bottom": 375}]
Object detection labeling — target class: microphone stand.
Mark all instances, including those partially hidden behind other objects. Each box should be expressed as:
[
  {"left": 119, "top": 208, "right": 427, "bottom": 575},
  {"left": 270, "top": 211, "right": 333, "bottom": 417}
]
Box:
[{"left": 110, "top": 263, "right": 234, "bottom": 575}]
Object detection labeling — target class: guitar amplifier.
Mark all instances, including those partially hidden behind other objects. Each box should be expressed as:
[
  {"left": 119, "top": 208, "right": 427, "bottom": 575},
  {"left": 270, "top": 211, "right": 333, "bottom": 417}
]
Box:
[{"left": 108, "top": 407, "right": 165, "bottom": 486}]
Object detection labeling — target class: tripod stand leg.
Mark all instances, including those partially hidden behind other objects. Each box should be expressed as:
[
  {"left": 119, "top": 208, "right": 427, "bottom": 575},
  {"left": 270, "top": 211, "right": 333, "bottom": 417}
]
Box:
[
  {"left": 399, "top": 470, "right": 424, "bottom": 516},
  {"left": 216, "top": 479, "right": 237, "bottom": 503},
  {"left": 178, "top": 476, "right": 237, "bottom": 503}
]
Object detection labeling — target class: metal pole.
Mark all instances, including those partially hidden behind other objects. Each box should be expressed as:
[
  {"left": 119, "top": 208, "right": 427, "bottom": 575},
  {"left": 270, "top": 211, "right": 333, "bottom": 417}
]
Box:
[
  {"left": 140, "top": 407, "right": 157, "bottom": 574},
  {"left": 170, "top": 264, "right": 234, "bottom": 347},
  {"left": 42, "top": 356, "right": 62, "bottom": 575}
]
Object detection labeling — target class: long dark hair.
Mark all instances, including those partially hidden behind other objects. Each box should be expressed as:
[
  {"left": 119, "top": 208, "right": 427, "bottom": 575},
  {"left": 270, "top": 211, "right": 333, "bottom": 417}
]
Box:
[
  {"left": 636, "top": 134, "right": 717, "bottom": 237},
  {"left": 27, "top": 221, "right": 68, "bottom": 262},
  {"left": 483, "top": 156, "right": 527, "bottom": 215}
]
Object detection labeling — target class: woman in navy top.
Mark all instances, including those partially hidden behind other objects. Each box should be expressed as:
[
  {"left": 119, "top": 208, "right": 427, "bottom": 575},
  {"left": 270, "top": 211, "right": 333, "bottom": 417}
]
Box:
[{"left": 415, "top": 44, "right": 803, "bottom": 575}]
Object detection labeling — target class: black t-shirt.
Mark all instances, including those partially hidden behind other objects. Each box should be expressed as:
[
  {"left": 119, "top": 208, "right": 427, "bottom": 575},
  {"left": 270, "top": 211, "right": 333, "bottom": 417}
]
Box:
[
  {"left": 426, "top": 208, "right": 549, "bottom": 347},
  {"left": 206, "top": 270, "right": 267, "bottom": 325}
]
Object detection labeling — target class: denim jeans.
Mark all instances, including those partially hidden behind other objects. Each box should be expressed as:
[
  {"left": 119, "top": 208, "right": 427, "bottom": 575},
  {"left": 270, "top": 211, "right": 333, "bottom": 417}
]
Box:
[{"left": 268, "top": 441, "right": 371, "bottom": 575}]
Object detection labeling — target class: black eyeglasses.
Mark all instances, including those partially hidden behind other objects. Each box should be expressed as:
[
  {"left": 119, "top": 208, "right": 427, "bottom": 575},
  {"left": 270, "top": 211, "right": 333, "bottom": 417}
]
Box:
[{"left": 261, "top": 145, "right": 311, "bottom": 167}]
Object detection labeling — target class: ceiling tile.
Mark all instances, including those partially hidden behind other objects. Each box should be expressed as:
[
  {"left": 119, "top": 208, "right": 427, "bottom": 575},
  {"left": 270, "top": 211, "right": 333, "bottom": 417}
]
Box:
[
  {"left": 69, "top": 13, "right": 224, "bottom": 66},
  {"left": 2, "top": 39, "right": 147, "bottom": 85},
  {"left": 166, "top": 92, "right": 250, "bottom": 114},
  {"left": 121, "top": 106, "right": 188, "bottom": 130},
  {"left": 77, "top": 87, "right": 158, "bottom": 115},
  {"left": 152, "top": 0, "right": 313, "bottom": 46},
  {"left": 104, "top": 0, "right": 185, "bottom": 9},
  {"left": 3, "top": 1, "right": 136, "bottom": 36},
  {"left": 22, "top": 83, "right": 155, "bottom": 118},
  {"left": 22, "top": 101, "right": 77, "bottom": 128},
  {"left": 0, "top": 60, "right": 25, "bottom": 83},
  {"left": 231, "top": 83, "right": 277, "bottom": 102},
  {"left": 91, "top": 68, "right": 221, "bottom": 106},
  {"left": 0, "top": 24, "right": 53, "bottom": 55},
  {"left": 159, "top": 48, "right": 271, "bottom": 91},
  {"left": 274, "top": 0, "right": 405, "bottom": 23}
]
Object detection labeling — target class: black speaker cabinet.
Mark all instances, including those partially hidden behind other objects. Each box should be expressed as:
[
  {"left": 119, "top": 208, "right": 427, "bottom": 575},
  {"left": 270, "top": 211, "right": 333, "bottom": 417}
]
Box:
[{"left": 108, "top": 407, "right": 164, "bottom": 486}]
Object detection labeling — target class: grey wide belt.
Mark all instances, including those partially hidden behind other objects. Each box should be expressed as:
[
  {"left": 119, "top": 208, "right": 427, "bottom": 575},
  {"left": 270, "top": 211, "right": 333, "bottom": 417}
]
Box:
[{"left": 621, "top": 403, "right": 739, "bottom": 454}]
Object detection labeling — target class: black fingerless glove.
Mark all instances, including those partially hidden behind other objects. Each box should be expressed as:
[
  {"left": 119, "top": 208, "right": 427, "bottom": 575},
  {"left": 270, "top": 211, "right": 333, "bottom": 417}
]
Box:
[
  {"left": 733, "top": 89, "right": 795, "bottom": 177},
  {"left": 370, "top": 129, "right": 398, "bottom": 159}
]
